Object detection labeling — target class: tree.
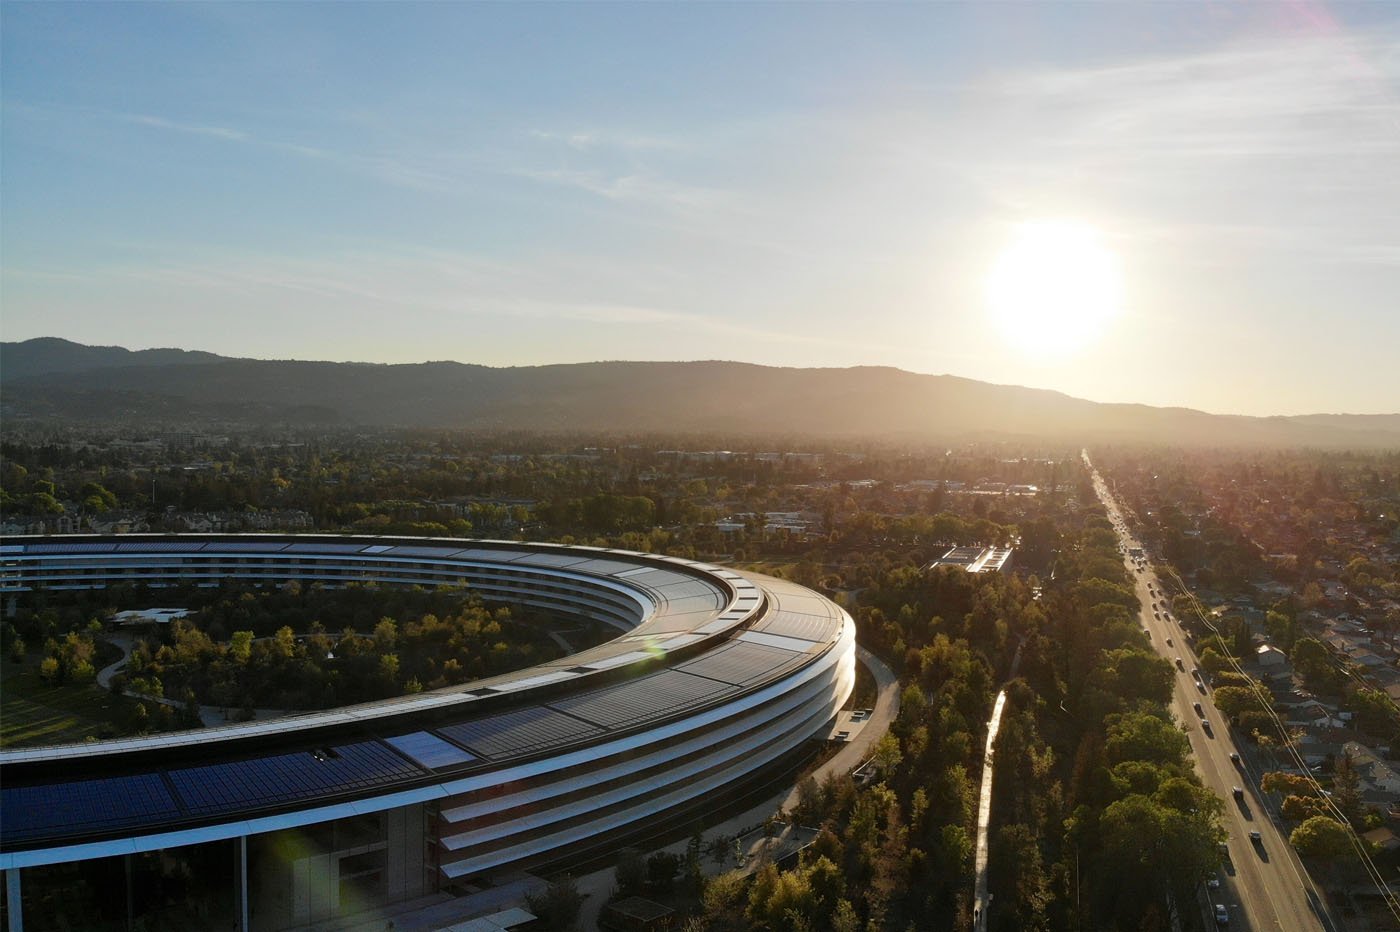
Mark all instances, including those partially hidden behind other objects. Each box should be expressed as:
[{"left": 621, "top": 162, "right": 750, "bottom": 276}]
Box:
[
  {"left": 377, "top": 653, "right": 400, "bottom": 692},
  {"left": 1291, "top": 638, "right": 1334, "bottom": 686},
  {"left": 525, "top": 875, "right": 583, "bottom": 931},
  {"left": 646, "top": 851, "right": 680, "bottom": 891},
  {"left": 615, "top": 848, "right": 646, "bottom": 896},
  {"left": 1097, "top": 793, "right": 1221, "bottom": 928},
  {"left": 1282, "top": 794, "right": 1330, "bottom": 822},
  {"left": 990, "top": 823, "right": 1050, "bottom": 931},
  {"left": 271, "top": 625, "right": 297, "bottom": 659},
  {"left": 1212, "top": 686, "right": 1263, "bottom": 720},
  {"left": 1104, "top": 711, "right": 1189, "bottom": 768},
  {"left": 1349, "top": 688, "right": 1399, "bottom": 740},
  {"left": 38, "top": 655, "right": 60, "bottom": 682},
  {"left": 1333, "top": 755, "right": 1365, "bottom": 827},
  {"left": 702, "top": 871, "right": 749, "bottom": 926},
  {"left": 373, "top": 617, "right": 398, "bottom": 653},
  {"left": 229, "top": 630, "right": 254, "bottom": 664},
  {"left": 1262, "top": 771, "right": 1316, "bottom": 797},
  {"left": 1290, "top": 815, "right": 1352, "bottom": 861}
]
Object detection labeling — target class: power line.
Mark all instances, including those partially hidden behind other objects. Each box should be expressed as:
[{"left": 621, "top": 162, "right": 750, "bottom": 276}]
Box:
[
  {"left": 1167, "top": 568, "right": 1400, "bottom": 923},
  {"left": 1089, "top": 454, "right": 1400, "bottom": 923}
]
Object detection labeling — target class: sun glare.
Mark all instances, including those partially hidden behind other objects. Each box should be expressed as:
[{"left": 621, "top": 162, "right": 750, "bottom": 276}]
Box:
[{"left": 985, "top": 220, "right": 1122, "bottom": 356}]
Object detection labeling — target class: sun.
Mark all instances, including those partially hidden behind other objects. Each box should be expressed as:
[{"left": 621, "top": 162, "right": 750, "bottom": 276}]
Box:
[{"left": 985, "top": 220, "right": 1122, "bottom": 356}]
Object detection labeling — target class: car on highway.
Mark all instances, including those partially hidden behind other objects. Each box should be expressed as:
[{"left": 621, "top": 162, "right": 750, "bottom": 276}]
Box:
[
  {"left": 1249, "top": 830, "right": 1262, "bottom": 845},
  {"left": 1232, "top": 786, "right": 1244, "bottom": 799},
  {"left": 1175, "top": 657, "right": 1185, "bottom": 670},
  {"left": 1230, "top": 752, "right": 1241, "bottom": 766},
  {"left": 1206, "top": 877, "right": 1221, "bottom": 890},
  {"left": 1214, "top": 903, "right": 1229, "bottom": 925},
  {"left": 1166, "top": 636, "right": 1173, "bottom": 646},
  {"left": 1194, "top": 702, "right": 1204, "bottom": 715},
  {"left": 1201, "top": 718, "right": 1213, "bottom": 736}
]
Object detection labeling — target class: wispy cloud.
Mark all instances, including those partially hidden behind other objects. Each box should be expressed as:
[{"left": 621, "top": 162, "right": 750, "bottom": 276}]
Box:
[
  {"left": 108, "top": 108, "right": 475, "bottom": 194},
  {"left": 81, "top": 245, "right": 906, "bottom": 359},
  {"left": 124, "top": 113, "right": 248, "bottom": 142},
  {"left": 529, "top": 128, "right": 683, "bottom": 153},
  {"left": 515, "top": 166, "right": 723, "bottom": 211},
  {"left": 959, "top": 28, "right": 1400, "bottom": 263}
]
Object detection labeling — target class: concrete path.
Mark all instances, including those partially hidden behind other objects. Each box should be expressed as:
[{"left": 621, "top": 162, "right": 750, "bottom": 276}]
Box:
[
  {"left": 94, "top": 632, "right": 136, "bottom": 690},
  {"left": 972, "top": 689, "right": 1008, "bottom": 932},
  {"left": 96, "top": 632, "right": 291, "bottom": 727}
]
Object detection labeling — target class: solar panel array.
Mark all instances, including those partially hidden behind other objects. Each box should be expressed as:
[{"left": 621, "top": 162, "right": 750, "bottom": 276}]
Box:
[
  {"left": 113, "top": 541, "right": 200, "bottom": 553},
  {"left": 677, "top": 641, "right": 807, "bottom": 687},
  {"left": 438, "top": 706, "right": 603, "bottom": 761},
  {"left": 552, "top": 670, "right": 737, "bottom": 729},
  {"left": 385, "top": 732, "right": 479, "bottom": 770},
  {"left": 167, "top": 742, "right": 422, "bottom": 816},
  {"left": 25, "top": 542, "right": 117, "bottom": 554},
  {"left": 0, "top": 773, "right": 181, "bottom": 844},
  {"left": 753, "top": 609, "right": 839, "bottom": 643}
]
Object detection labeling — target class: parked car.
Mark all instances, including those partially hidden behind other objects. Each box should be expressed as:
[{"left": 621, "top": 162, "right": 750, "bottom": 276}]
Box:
[{"left": 1215, "top": 903, "right": 1229, "bottom": 925}]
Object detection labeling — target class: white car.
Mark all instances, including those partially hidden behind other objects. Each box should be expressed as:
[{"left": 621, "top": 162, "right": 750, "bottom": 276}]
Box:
[{"left": 1215, "top": 903, "right": 1229, "bottom": 925}]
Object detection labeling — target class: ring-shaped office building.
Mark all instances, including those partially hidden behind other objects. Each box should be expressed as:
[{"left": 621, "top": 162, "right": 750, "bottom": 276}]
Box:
[{"left": 0, "top": 535, "right": 856, "bottom": 931}]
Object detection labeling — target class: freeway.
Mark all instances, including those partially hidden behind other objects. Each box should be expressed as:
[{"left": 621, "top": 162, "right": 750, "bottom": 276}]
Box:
[{"left": 1086, "top": 454, "right": 1329, "bottom": 932}]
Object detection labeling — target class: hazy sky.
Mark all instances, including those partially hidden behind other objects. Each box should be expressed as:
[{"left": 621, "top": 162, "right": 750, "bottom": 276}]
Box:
[{"left": 3, "top": 2, "right": 1397, "bottom": 416}]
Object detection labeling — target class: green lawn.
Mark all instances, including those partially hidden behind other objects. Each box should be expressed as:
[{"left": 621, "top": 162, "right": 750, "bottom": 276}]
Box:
[{"left": 0, "top": 657, "right": 136, "bottom": 748}]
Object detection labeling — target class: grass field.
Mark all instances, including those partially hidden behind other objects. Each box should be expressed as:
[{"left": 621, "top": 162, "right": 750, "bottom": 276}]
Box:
[{"left": 0, "top": 656, "right": 136, "bottom": 748}]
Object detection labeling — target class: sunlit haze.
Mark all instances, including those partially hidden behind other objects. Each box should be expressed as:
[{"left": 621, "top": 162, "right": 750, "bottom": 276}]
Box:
[
  {"left": 986, "top": 220, "right": 1122, "bottom": 357},
  {"left": 3, "top": 3, "right": 1398, "bottom": 415}
]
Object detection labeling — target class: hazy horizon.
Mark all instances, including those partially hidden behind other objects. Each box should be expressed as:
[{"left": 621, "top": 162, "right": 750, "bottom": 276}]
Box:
[
  {"left": 10, "top": 334, "right": 1400, "bottom": 423},
  {"left": 3, "top": 3, "right": 1398, "bottom": 417}
]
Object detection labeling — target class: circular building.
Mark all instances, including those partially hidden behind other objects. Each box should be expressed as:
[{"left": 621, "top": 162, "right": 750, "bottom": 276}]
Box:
[{"left": 0, "top": 535, "right": 855, "bottom": 931}]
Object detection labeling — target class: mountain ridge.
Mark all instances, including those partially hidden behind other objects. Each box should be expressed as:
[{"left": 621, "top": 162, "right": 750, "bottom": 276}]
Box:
[{"left": 3, "top": 338, "right": 1396, "bottom": 446}]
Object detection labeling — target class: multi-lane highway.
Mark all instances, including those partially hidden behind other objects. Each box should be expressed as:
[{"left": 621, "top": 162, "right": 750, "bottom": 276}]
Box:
[{"left": 1087, "top": 456, "right": 1330, "bottom": 932}]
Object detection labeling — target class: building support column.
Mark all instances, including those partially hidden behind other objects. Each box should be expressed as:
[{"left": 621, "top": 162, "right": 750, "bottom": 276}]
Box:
[
  {"left": 239, "top": 836, "right": 250, "bottom": 932},
  {"left": 4, "top": 869, "right": 22, "bottom": 932}
]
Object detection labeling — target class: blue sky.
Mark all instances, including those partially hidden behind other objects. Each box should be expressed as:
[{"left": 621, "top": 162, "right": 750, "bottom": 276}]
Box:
[{"left": 3, "top": 2, "right": 1397, "bottom": 416}]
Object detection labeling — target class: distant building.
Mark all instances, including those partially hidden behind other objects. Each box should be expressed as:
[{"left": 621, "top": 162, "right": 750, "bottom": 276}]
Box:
[
  {"left": 111, "top": 608, "right": 191, "bottom": 628},
  {"left": 928, "top": 546, "right": 1013, "bottom": 575}
]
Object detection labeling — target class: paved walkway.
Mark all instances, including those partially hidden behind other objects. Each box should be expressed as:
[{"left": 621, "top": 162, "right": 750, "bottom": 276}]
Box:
[
  {"left": 972, "top": 690, "right": 1008, "bottom": 932},
  {"left": 972, "top": 635, "right": 1025, "bottom": 931},
  {"left": 96, "top": 632, "right": 290, "bottom": 727}
]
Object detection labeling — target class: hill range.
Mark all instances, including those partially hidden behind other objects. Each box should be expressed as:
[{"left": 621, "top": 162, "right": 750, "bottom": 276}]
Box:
[{"left": 3, "top": 338, "right": 1398, "bottom": 447}]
